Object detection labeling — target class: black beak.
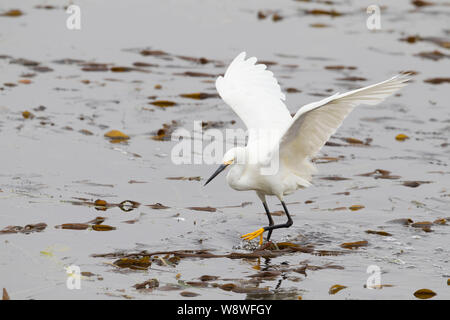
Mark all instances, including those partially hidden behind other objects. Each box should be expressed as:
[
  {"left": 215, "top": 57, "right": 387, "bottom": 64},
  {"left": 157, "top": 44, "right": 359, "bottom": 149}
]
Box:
[{"left": 204, "top": 163, "right": 229, "bottom": 186}]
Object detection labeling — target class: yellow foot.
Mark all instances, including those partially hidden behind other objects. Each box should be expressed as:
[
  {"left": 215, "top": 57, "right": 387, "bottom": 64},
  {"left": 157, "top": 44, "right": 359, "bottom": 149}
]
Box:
[{"left": 241, "top": 228, "right": 265, "bottom": 245}]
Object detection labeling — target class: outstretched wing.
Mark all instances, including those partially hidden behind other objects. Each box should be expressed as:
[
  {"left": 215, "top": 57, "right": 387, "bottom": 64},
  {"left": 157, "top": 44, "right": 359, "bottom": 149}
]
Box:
[
  {"left": 279, "top": 74, "right": 411, "bottom": 172},
  {"left": 216, "top": 52, "right": 292, "bottom": 149}
]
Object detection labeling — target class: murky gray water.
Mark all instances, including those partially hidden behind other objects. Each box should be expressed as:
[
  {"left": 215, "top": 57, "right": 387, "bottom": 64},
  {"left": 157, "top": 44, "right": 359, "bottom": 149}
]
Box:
[{"left": 0, "top": 0, "right": 449, "bottom": 300}]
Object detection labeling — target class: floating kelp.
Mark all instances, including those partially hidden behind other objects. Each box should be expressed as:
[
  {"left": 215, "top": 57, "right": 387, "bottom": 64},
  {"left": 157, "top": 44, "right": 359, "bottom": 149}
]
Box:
[
  {"left": 179, "top": 92, "right": 219, "bottom": 100},
  {"left": 133, "top": 279, "right": 159, "bottom": 290},
  {"left": 358, "top": 169, "right": 400, "bottom": 180},
  {"left": 305, "top": 9, "right": 342, "bottom": 17},
  {"left": 149, "top": 100, "right": 177, "bottom": 107},
  {"left": 402, "top": 181, "right": 432, "bottom": 188},
  {"left": 113, "top": 256, "right": 151, "bottom": 270},
  {"left": 414, "top": 50, "right": 449, "bottom": 61},
  {"left": 104, "top": 130, "right": 130, "bottom": 141},
  {"left": 413, "top": 288, "right": 436, "bottom": 299},
  {"left": 2, "top": 288, "right": 10, "bottom": 300},
  {"left": 174, "top": 71, "right": 217, "bottom": 78},
  {"left": 365, "top": 230, "right": 392, "bottom": 236},
  {"left": 186, "top": 206, "right": 217, "bottom": 212},
  {"left": 151, "top": 121, "right": 179, "bottom": 141},
  {"left": 0, "top": 223, "right": 47, "bottom": 235},
  {"left": 340, "top": 241, "right": 368, "bottom": 249},
  {"left": 64, "top": 198, "right": 140, "bottom": 212},
  {"left": 147, "top": 203, "right": 170, "bottom": 209},
  {"left": 166, "top": 176, "right": 201, "bottom": 181},
  {"left": 329, "top": 284, "right": 347, "bottom": 295},
  {"left": 424, "top": 78, "right": 450, "bottom": 84},
  {"left": 1, "top": 9, "right": 24, "bottom": 17}
]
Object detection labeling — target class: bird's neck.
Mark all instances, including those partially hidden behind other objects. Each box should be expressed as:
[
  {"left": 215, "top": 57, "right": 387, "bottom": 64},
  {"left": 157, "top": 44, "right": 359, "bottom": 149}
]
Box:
[{"left": 226, "top": 164, "right": 248, "bottom": 191}]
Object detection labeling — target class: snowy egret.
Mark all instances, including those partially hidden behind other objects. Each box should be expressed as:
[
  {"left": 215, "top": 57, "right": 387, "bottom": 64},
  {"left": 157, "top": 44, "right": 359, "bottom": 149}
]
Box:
[{"left": 204, "top": 52, "right": 410, "bottom": 245}]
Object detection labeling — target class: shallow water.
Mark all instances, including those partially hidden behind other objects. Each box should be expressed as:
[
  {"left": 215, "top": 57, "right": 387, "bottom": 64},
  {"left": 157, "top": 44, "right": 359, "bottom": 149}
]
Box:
[{"left": 0, "top": 0, "right": 449, "bottom": 300}]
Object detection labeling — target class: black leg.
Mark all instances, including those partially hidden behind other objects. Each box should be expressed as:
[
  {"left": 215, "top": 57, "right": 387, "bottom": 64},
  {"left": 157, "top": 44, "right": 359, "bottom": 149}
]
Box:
[
  {"left": 262, "top": 202, "right": 274, "bottom": 241},
  {"left": 281, "top": 201, "right": 293, "bottom": 227},
  {"left": 262, "top": 200, "right": 293, "bottom": 233}
]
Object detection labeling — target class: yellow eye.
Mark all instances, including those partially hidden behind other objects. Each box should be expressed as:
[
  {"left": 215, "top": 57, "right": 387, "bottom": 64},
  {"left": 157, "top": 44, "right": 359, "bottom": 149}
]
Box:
[{"left": 224, "top": 159, "right": 233, "bottom": 165}]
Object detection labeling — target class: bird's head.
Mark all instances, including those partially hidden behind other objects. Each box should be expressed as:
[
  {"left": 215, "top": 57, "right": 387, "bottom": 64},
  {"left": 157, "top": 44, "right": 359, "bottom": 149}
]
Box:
[{"left": 204, "top": 147, "right": 245, "bottom": 186}]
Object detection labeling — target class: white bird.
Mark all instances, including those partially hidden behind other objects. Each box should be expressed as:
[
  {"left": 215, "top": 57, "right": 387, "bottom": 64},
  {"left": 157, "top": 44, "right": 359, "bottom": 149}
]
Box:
[{"left": 204, "top": 52, "right": 410, "bottom": 245}]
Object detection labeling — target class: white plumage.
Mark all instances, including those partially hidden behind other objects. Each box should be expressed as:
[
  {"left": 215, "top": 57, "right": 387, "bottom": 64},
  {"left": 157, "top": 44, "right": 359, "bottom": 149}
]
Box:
[
  {"left": 216, "top": 52, "right": 291, "bottom": 152},
  {"left": 206, "top": 51, "right": 410, "bottom": 243}
]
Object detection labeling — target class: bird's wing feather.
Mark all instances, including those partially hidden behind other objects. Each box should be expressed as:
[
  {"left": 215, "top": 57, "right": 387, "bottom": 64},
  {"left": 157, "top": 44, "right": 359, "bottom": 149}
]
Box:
[
  {"left": 279, "top": 74, "right": 411, "bottom": 166},
  {"left": 216, "top": 52, "right": 292, "bottom": 147}
]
